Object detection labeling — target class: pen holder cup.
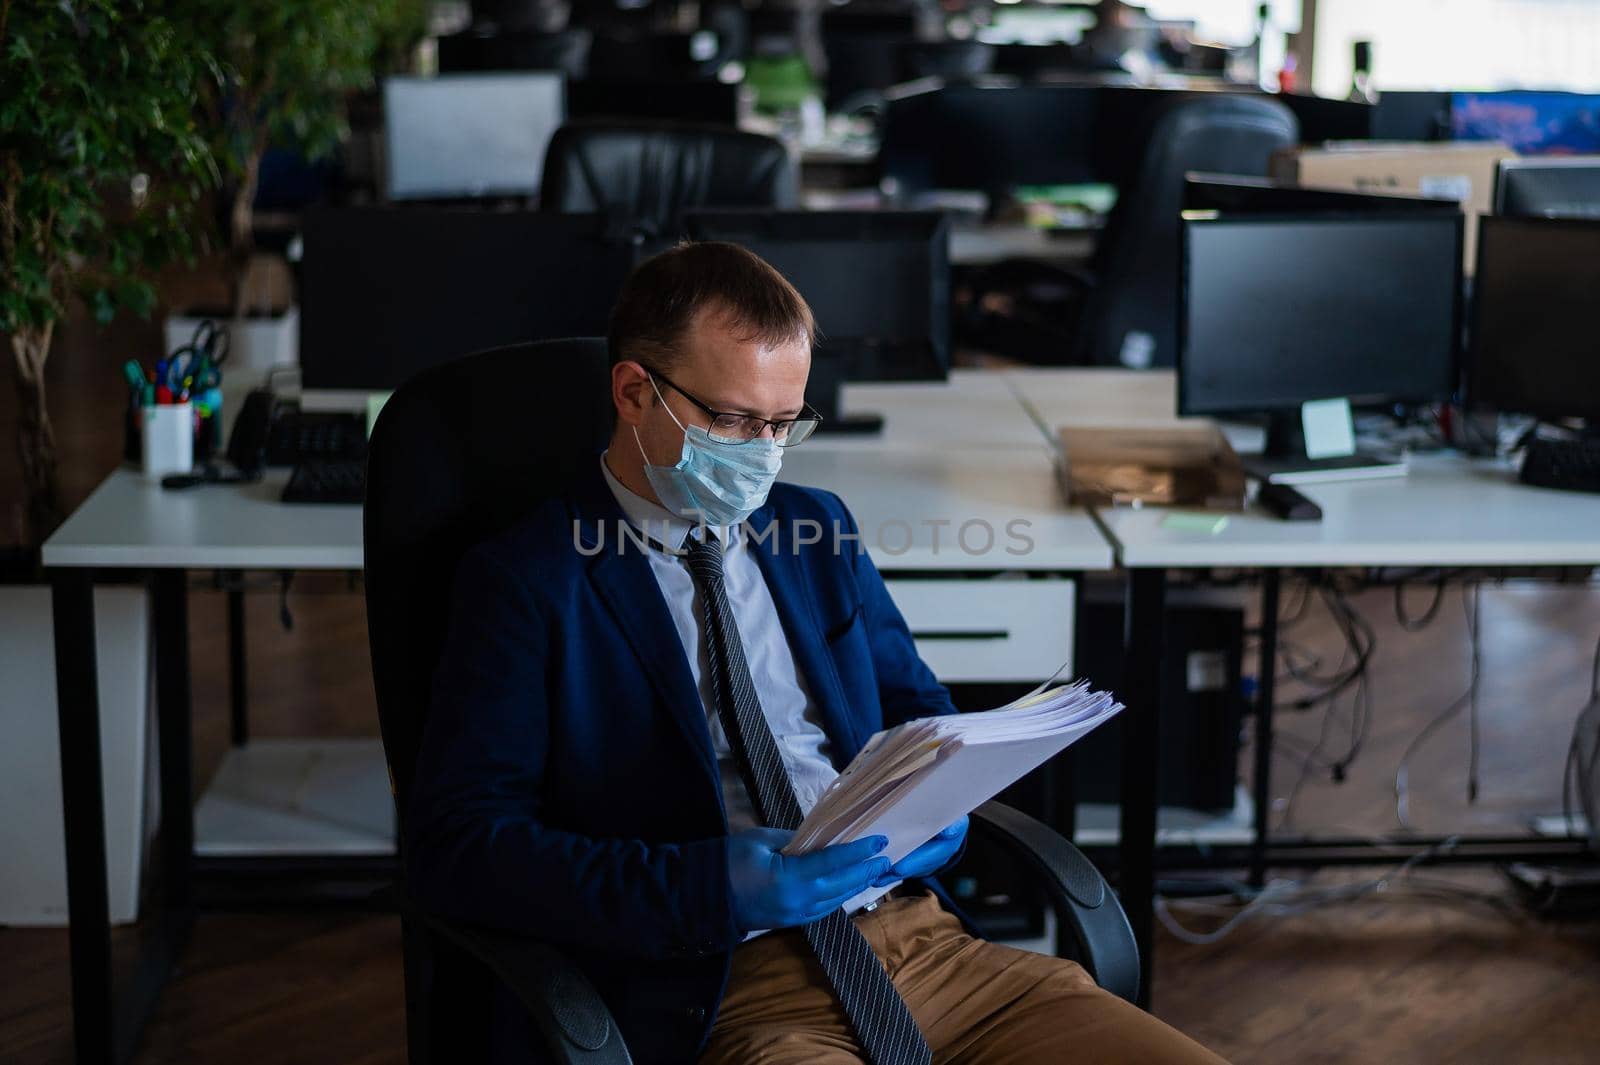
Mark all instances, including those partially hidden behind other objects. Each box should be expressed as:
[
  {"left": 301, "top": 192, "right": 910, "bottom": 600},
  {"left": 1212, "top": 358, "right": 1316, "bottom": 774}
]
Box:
[{"left": 141, "top": 403, "right": 194, "bottom": 481}]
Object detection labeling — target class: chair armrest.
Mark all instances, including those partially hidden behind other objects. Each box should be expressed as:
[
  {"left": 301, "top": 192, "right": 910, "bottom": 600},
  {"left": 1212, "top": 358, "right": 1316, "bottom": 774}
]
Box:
[
  {"left": 419, "top": 912, "right": 634, "bottom": 1065},
  {"left": 968, "top": 801, "right": 1140, "bottom": 1004}
]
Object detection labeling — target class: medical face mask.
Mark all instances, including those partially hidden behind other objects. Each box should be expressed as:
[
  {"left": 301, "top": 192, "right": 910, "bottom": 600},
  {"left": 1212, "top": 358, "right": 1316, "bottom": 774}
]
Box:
[{"left": 633, "top": 377, "right": 784, "bottom": 528}]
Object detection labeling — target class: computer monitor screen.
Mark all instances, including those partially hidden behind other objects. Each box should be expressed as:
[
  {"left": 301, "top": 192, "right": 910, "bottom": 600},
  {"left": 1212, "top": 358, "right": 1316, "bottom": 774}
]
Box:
[
  {"left": 1276, "top": 93, "right": 1373, "bottom": 144},
  {"left": 1184, "top": 175, "right": 1463, "bottom": 215},
  {"left": 681, "top": 210, "right": 950, "bottom": 382},
  {"left": 1453, "top": 91, "right": 1600, "bottom": 156},
  {"left": 1468, "top": 216, "right": 1600, "bottom": 423},
  {"left": 299, "top": 208, "right": 634, "bottom": 393},
  {"left": 679, "top": 210, "right": 949, "bottom": 431},
  {"left": 566, "top": 79, "right": 740, "bottom": 126},
  {"left": 1494, "top": 157, "right": 1600, "bottom": 218},
  {"left": 1372, "top": 91, "right": 1452, "bottom": 142},
  {"left": 879, "top": 84, "right": 1098, "bottom": 195},
  {"left": 1180, "top": 213, "right": 1462, "bottom": 418},
  {"left": 383, "top": 73, "right": 564, "bottom": 199}
]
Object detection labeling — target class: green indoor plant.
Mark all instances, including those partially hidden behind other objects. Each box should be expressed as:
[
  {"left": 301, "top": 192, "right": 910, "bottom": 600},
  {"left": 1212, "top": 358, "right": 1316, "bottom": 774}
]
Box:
[
  {"left": 191, "top": 0, "right": 425, "bottom": 318},
  {"left": 0, "top": 0, "right": 218, "bottom": 542}
]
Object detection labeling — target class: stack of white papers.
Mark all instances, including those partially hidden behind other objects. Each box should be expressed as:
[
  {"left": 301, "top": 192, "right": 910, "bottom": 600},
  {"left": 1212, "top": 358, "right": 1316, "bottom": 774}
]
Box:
[{"left": 783, "top": 681, "right": 1122, "bottom": 908}]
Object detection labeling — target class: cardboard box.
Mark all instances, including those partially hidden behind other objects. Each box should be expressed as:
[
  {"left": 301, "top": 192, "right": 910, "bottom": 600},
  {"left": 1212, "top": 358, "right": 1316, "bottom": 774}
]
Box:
[
  {"left": 1269, "top": 141, "right": 1517, "bottom": 272},
  {"left": 1056, "top": 424, "right": 1245, "bottom": 510}
]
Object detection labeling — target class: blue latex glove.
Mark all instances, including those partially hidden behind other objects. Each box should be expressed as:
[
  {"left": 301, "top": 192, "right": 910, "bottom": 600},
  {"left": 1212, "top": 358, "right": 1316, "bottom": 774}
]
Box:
[
  {"left": 728, "top": 829, "right": 892, "bottom": 932},
  {"left": 872, "top": 816, "right": 969, "bottom": 888}
]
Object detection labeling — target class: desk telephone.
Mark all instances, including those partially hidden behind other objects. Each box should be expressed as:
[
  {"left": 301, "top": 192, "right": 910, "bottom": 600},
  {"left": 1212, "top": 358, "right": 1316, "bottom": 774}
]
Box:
[{"left": 227, "top": 390, "right": 368, "bottom": 471}]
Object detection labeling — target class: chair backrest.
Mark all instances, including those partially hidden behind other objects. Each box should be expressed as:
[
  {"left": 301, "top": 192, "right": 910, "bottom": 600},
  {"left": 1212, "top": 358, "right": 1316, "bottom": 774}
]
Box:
[
  {"left": 1073, "top": 95, "right": 1299, "bottom": 368},
  {"left": 364, "top": 338, "right": 615, "bottom": 818},
  {"left": 540, "top": 120, "right": 796, "bottom": 236},
  {"left": 539, "top": 120, "right": 798, "bottom": 236}
]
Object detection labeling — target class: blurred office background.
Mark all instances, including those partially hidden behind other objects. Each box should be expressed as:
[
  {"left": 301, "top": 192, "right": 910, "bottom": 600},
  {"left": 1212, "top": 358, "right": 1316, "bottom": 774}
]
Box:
[{"left": 5, "top": 2, "right": 1600, "bottom": 1064}]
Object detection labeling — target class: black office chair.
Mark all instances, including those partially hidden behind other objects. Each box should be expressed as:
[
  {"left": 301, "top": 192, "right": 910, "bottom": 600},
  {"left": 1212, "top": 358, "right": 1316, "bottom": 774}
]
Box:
[
  {"left": 539, "top": 121, "right": 798, "bottom": 239},
  {"left": 365, "top": 338, "right": 1140, "bottom": 1064},
  {"left": 1072, "top": 95, "right": 1299, "bottom": 367}
]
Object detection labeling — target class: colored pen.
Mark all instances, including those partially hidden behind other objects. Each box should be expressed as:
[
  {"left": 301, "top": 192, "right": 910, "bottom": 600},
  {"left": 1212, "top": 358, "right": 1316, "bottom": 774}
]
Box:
[{"left": 154, "top": 359, "right": 173, "bottom": 404}]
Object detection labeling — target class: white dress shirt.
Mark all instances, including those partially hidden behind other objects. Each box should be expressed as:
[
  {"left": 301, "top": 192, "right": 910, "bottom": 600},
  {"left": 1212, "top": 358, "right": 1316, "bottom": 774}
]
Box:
[{"left": 600, "top": 456, "right": 841, "bottom": 834}]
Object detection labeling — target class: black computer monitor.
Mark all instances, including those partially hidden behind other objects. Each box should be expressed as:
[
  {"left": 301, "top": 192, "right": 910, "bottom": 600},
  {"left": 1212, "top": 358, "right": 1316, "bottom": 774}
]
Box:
[
  {"left": 819, "top": 10, "right": 918, "bottom": 111},
  {"left": 382, "top": 73, "right": 564, "bottom": 200},
  {"left": 436, "top": 28, "right": 591, "bottom": 78},
  {"left": 566, "top": 79, "right": 741, "bottom": 126},
  {"left": 1276, "top": 93, "right": 1373, "bottom": 144},
  {"left": 1494, "top": 156, "right": 1600, "bottom": 218},
  {"left": 1185, "top": 175, "right": 1464, "bottom": 215},
  {"left": 879, "top": 84, "right": 1099, "bottom": 198},
  {"left": 1372, "top": 91, "right": 1453, "bottom": 142},
  {"left": 299, "top": 208, "right": 635, "bottom": 396},
  {"left": 1468, "top": 216, "right": 1600, "bottom": 424},
  {"left": 1180, "top": 211, "right": 1464, "bottom": 474},
  {"left": 679, "top": 210, "right": 950, "bottom": 433}
]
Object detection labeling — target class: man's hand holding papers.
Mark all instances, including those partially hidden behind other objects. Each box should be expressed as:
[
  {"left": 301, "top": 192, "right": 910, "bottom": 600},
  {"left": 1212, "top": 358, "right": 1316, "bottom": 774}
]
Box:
[{"left": 782, "top": 681, "right": 1122, "bottom": 910}]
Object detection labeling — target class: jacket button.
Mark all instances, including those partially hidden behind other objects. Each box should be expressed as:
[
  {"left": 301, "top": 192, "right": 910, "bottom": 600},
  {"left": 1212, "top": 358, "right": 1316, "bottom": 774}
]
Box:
[{"left": 686, "top": 1006, "right": 707, "bottom": 1024}]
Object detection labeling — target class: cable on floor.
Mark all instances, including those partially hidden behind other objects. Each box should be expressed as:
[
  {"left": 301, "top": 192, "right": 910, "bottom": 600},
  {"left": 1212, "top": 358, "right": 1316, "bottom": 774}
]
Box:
[{"left": 1394, "top": 584, "right": 1482, "bottom": 831}]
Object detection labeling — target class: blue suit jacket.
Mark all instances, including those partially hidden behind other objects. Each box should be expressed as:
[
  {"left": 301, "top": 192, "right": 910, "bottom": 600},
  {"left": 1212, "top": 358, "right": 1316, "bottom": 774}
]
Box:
[{"left": 407, "top": 460, "right": 960, "bottom": 1064}]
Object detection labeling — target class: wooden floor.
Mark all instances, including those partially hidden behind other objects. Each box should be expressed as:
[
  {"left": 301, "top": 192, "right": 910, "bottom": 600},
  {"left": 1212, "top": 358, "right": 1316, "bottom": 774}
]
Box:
[{"left": 5, "top": 310, "right": 1600, "bottom": 1064}]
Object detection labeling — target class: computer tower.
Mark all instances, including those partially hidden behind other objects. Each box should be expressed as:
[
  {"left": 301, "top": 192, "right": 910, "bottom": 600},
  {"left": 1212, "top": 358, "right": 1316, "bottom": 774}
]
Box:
[
  {"left": 938, "top": 590, "right": 1245, "bottom": 941},
  {"left": 1070, "top": 589, "right": 1247, "bottom": 814}
]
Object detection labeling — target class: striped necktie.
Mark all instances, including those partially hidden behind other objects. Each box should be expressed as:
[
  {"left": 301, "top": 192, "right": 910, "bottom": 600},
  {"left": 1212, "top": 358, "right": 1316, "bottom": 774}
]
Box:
[{"left": 684, "top": 534, "right": 931, "bottom": 1065}]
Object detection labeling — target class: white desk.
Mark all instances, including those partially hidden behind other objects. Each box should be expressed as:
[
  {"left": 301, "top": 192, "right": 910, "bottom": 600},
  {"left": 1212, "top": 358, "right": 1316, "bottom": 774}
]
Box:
[
  {"left": 1096, "top": 452, "right": 1600, "bottom": 569},
  {"left": 1006, "top": 367, "right": 1267, "bottom": 454},
  {"left": 1006, "top": 368, "right": 1183, "bottom": 428},
  {"left": 42, "top": 466, "right": 370, "bottom": 1065},
  {"left": 1069, "top": 377, "right": 1600, "bottom": 1005},
  {"left": 782, "top": 446, "right": 1110, "bottom": 572},
  {"left": 949, "top": 223, "right": 1097, "bottom": 266},
  {"left": 821, "top": 369, "right": 1056, "bottom": 452},
  {"left": 44, "top": 469, "right": 361, "bottom": 571}
]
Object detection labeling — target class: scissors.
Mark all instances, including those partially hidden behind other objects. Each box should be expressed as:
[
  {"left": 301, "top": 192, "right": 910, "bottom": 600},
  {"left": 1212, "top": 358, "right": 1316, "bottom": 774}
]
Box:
[{"left": 167, "top": 319, "right": 231, "bottom": 396}]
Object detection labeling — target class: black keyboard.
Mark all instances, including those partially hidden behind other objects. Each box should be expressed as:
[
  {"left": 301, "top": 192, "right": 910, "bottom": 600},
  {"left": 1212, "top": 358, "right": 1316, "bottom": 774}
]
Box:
[
  {"left": 282, "top": 459, "right": 367, "bottom": 505},
  {"left": 1520, "top": 436, "right": 1600, "bottom": 494},
  {"left": 265, "top": 410, "right": 368, "bottom": 466}
]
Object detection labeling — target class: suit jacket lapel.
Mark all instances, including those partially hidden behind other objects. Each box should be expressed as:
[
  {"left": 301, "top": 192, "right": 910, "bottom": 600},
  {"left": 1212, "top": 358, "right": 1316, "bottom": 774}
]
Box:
[
  {"left": 572, "top": 465, "right": 721, "bottom": 788},
  {"left": 747, "top": 503, "right": 864, "bottom": 763}
]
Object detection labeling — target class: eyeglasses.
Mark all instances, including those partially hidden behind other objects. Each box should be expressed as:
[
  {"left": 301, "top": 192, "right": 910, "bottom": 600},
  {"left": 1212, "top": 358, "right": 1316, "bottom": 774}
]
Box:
[{"left": 650, "top": 370, "right": 823, "bottom": 447}]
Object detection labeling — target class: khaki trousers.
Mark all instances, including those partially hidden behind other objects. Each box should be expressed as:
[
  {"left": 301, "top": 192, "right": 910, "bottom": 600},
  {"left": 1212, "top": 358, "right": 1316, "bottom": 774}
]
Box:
[{"left": 699, "top": 892, "right": 1229, "bottom": 1065}]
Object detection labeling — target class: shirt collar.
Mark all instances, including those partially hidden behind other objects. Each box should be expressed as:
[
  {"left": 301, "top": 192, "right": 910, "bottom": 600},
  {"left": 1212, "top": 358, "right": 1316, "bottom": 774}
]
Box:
[{"left": 599, "top": 453, "right": 739, "bottom": 552}]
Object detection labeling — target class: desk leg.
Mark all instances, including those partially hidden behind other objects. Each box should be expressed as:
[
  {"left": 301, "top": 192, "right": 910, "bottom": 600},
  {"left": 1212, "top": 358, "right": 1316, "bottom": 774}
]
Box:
[
  {"left": 227, "top": 582, "right": 248, "bottom": 747},
  {"left": 153, "top": 570, "right": 195, "bottom": 909},
  {"left": 1250, "top": 571, "right": 1281, "bottom": 890},
  {"left": 52, "top": 570, "right": 115, "bottom": 1065},
  {"left": 1119, "top": 568, "right": 1165, "bottom": 1010}
]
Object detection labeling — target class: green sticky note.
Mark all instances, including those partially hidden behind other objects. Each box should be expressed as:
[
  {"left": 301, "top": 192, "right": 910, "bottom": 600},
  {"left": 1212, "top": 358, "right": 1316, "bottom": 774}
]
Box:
[
  {"left": 1162, "top": 511, "right": 1229, "bottom": 535},
  {"left": 366, "top": 391, "right": 393, "bottom": 438}
]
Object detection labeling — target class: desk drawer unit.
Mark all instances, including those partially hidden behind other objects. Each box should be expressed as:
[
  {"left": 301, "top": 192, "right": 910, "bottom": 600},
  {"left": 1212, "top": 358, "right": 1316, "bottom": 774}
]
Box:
[{"left": 884, "top": 578, "right": 1075, "bottom": 684}]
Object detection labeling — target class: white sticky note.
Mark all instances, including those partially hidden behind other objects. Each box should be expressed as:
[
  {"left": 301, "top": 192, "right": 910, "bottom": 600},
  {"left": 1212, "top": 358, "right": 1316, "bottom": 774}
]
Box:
[{"left": 1301, "top": 398, "right": 1356, "bottom": 460}]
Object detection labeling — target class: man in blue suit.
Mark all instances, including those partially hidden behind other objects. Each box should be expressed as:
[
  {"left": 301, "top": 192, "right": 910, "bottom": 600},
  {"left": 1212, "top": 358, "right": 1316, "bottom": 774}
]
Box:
[{"left": 408, "top": 242, "right": 1228, "bottom": 1065}]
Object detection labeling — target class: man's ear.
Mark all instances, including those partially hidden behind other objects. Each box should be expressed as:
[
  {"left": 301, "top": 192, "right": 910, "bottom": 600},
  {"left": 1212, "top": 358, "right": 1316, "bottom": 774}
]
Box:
[{"left": 612, "top": 361, "right": 653, "bottom": 427}]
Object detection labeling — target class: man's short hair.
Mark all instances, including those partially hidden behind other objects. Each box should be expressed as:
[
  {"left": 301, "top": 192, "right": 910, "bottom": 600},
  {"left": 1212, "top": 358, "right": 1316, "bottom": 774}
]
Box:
[{"left": 607, "top": 241, "right": 815, "bottom": 371}]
